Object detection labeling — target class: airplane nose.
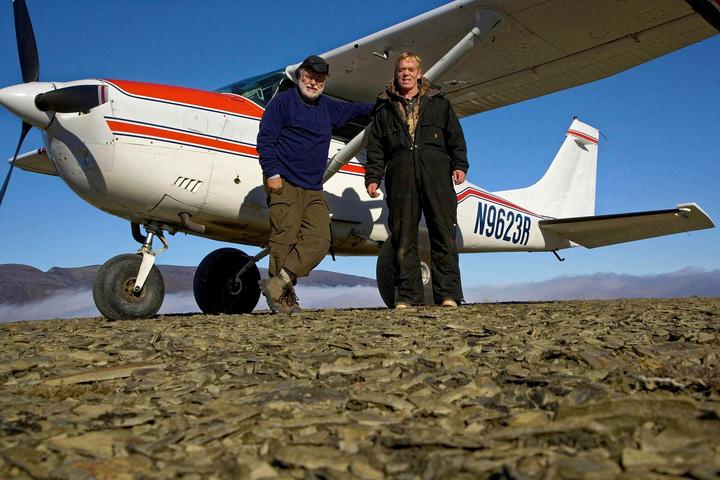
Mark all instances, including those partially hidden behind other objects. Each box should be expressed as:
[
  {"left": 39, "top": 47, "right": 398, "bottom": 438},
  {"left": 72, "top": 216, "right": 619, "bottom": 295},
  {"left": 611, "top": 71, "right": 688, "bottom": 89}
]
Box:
[{"left": 0, "top": 82, "right": 55, "bottom": 129}]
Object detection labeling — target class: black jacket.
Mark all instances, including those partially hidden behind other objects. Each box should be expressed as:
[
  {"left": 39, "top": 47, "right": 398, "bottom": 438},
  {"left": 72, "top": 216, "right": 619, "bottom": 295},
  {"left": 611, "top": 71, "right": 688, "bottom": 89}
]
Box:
[{"left": 365, "top": 82, "right": 469, "bottom": 187}]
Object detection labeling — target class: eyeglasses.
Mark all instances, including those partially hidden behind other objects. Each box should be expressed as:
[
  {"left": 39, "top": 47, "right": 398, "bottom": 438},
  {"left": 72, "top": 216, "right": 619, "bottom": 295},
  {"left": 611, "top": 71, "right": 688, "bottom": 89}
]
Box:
[{"left": 300, "top": 71, "right": 326, "bottom": 86}]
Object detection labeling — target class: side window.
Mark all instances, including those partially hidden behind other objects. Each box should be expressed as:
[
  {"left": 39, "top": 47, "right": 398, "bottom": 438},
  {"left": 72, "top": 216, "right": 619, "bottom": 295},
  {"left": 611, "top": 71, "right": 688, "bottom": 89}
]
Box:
[{"left": 215, "top": 70, "right": 288, "bottom": 108}]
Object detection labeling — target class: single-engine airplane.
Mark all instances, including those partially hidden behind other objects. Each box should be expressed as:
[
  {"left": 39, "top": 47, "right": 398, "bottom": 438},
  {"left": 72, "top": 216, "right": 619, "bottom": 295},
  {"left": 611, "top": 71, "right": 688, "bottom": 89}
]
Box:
[{"left": 0, "top": 0, "right": 717, "bottom": 320}]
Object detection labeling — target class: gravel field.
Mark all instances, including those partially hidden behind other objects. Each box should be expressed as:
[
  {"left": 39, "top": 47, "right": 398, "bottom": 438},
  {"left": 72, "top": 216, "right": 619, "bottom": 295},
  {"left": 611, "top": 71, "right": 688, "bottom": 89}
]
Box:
[{"left": 1, "top": 298, "right": 719, "bottom": 479}]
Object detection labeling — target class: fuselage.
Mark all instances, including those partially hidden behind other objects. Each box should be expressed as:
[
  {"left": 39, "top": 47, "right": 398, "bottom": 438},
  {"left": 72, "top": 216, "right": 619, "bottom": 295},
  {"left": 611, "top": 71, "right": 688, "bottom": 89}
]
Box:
[{"left": 22, "top": 77, "right": 568, "bottom": 255}]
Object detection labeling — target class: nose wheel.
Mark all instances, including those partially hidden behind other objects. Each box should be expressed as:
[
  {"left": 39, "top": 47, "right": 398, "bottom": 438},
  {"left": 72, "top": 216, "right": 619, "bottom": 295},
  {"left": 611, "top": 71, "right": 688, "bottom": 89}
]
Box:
[
  {"left": 93, "top": 222, "right": 167, "bottom": 320},
  {"left": 92, "top": 253, "right": 165, "bottom": 320}
]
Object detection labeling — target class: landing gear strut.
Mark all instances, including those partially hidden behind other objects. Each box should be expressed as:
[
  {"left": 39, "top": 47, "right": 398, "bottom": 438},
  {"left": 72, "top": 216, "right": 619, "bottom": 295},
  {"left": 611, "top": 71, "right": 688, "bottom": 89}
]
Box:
[{"left": 92, "top": 254, "right": 165, "bottom": 320}]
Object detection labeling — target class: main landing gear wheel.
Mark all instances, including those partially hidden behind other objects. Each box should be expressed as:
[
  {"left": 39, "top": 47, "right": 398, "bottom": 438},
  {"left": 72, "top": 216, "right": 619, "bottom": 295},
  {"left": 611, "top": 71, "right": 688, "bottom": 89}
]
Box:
[
  {"left": 376, "top": 241, "right": 397, "bottom": 308},
  {"left": 193, "top": 248, "right": 261, "bottom": 314},
  {"left": 376, "top": 239, "right": 433, "bottom": 308},
  {"left": 93, "top": 254, "right": 165, "bottom": 320}
]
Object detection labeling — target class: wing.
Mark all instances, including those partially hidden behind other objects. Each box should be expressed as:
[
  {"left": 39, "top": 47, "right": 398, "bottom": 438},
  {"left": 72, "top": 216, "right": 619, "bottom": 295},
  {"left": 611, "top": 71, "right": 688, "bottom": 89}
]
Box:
[
  {"left": 539, "top": 203, "right": 714, "bottom": 248},
  {"left": 10, "top": 147, "right": 58, "bottom": 176},
  {"left": 291, "top": 0, "right": 719, "bottom": 117}
]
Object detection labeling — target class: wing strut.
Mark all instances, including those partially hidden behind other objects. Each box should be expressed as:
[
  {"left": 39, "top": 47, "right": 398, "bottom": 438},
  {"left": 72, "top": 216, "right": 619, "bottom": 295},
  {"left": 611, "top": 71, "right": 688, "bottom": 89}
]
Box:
[{"left": 322, "top": 9, "right": 503, "bottom": 184}]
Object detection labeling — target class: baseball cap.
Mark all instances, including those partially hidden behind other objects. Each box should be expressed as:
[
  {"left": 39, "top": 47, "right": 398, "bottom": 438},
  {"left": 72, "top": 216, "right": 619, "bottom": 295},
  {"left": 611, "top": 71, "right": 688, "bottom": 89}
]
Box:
[{"left": 298, "top": 55, "right": 329, "bottom": 75}]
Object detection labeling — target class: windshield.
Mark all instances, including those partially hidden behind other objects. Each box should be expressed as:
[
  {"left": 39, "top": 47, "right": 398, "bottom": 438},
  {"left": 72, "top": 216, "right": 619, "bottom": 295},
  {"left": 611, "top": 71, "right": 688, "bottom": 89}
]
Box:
[{"left": 215, "top": 69, "right": 288, "bottom": 108}]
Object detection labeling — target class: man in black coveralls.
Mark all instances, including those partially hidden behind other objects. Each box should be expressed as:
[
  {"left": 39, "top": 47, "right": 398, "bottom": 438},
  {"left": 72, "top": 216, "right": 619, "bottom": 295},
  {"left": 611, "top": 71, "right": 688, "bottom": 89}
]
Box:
[{"left": 365, "top": 52, "right": 469, "bottom": 309}]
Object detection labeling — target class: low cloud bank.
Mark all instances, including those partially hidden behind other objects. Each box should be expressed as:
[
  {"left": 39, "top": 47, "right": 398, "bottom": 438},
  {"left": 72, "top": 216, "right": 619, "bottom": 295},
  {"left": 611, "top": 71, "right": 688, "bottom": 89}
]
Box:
[
  {"left": 1, "top": 268, "right": 718, "bottom": 322},
  {"left": 0, "top": 285, "right": 384, "bottom": 322},
  {"left": 160, "top": 285, "right": 384, "bottom": 316},
  {"left": 0, "top": 289, "right": 97, "bottom": 322}
]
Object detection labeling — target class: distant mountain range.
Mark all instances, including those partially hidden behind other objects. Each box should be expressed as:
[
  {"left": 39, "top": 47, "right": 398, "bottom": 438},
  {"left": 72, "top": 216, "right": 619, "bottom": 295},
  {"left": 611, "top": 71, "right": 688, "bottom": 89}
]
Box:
[
  {"left": 465, "top": 267, "right": 720, "bottom": 301},
  {"left": 1, "top": 264, "right": 718, "bottom": 323},
  {"left": 0, "top": 264, "right": 375, "bottom": 306}
]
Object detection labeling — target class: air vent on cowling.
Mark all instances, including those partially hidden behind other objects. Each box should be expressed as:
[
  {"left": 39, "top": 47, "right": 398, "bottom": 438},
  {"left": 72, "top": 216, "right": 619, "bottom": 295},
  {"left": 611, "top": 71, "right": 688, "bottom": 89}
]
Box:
[{"left": 173, "top": 177, "right": 203, "bottom": 193}]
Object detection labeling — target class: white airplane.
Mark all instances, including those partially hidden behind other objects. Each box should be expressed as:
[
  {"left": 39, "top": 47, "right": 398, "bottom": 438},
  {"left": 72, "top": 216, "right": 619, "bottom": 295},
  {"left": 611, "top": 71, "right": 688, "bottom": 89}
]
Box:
[{"left": 0, "top": 0, "right": 717, "bottom": 320}]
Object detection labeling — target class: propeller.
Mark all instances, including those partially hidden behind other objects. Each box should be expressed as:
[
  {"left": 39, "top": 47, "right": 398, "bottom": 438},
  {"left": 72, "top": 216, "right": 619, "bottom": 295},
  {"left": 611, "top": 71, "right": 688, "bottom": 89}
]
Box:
[
  {"left": 0, "top": 123, "right": 32, "bottom": 207},
  {"left": 1, "top": 0, "right": 38, "bottom": 207},
  {"left": 35, "top": 85, "right": 108, "bottom": 113},
  {"left": 14, "top": 0, "right": 39, "bottom": 83}
]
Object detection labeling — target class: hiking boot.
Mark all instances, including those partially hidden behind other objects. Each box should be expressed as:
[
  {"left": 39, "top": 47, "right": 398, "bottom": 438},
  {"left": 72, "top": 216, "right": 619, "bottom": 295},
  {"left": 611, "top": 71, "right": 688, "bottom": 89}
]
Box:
[
  {"left": 259, "top": 276, "right": 292, "bottom": 313},
  {"left": 278, "top": 284, "right": 302, "bottom": 314}
]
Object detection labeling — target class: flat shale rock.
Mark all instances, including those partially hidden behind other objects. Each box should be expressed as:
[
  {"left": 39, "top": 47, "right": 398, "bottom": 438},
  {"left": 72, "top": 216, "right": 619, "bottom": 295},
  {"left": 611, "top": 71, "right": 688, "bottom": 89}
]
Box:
[{"left": 1, "top": 298, "right": 719, "bottom": 479}]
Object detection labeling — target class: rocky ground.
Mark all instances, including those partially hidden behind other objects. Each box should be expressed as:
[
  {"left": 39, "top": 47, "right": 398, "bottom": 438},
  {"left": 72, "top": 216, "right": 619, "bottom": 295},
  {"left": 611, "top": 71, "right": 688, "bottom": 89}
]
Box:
[{"left": 1, "top": 298, "right": 719, "bottom": 479}]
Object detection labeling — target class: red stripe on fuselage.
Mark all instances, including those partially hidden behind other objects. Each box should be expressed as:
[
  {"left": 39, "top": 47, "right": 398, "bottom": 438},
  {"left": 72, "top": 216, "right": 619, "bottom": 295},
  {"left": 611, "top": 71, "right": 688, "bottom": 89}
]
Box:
[
  {"left": 457, "top": 188, "right": 541, "bottom": 217},
  {"left": 107, "top": 119, "right": 259, "bottom": 157},
  {"left": 340, "top": 164, "right": 366, "bottom": 174},
  {"left": 567, "top": 129, "right": 598, "bottom": 144},
  {"left": 105, "top": 79, "right": 264, "bottom": 118}
]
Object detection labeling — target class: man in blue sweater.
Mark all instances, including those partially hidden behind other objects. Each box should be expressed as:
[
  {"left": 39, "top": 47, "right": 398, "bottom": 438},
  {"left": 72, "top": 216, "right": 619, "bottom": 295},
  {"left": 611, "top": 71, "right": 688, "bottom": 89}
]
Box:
[{"left": 257, "top": 55, "right": 373, "bottom": 314}]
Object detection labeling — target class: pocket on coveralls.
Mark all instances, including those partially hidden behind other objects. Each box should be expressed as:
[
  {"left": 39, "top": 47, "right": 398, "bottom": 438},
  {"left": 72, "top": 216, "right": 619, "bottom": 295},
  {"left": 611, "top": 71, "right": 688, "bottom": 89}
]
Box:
[{"left": 420, "top": 119, "right": 446, "bottom": 149}]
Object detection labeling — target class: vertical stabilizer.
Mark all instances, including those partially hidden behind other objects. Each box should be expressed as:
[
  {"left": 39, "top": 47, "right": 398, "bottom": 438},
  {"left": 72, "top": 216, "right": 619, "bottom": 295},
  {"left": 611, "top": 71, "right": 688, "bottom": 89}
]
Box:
[{"left": 495, "top": 119, "right": 599, "bottom": 219}]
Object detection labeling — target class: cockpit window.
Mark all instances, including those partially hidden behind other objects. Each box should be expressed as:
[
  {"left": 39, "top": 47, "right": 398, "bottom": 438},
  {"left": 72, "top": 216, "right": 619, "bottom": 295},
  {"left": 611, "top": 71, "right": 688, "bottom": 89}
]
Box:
[{"left": 215, "top": 69, "right": 289, "bottom": 108}]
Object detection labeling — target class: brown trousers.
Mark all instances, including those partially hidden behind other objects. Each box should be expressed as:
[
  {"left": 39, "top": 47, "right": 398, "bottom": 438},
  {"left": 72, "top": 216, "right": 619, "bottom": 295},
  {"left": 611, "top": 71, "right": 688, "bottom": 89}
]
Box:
[{"left": 266, "top": 180, "right": 331, "bottom": 278}]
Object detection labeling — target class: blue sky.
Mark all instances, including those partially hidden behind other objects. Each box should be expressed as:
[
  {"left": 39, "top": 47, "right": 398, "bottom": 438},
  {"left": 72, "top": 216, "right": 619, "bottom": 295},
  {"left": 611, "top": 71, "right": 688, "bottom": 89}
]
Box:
[{"left": 0, "top": 0, "right": 718, "bottom": 286}]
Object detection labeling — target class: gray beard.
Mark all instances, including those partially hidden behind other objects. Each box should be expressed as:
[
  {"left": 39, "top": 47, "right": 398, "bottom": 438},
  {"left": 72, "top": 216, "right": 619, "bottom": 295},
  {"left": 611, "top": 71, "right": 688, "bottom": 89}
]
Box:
[{"left": 298, "top": 83, "right": 322, "bottom": 102}]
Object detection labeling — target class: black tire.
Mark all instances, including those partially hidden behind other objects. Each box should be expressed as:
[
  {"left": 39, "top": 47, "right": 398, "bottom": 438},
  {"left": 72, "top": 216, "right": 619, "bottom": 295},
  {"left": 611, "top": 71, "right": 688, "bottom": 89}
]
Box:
[
  {"left": 376, "top": 238, "right": 433, "bottom": 307},
  {"left": 92, "top": 254, "right": 165, "bottom": 320},
  {"left": 376, "top": 241, "right": 396, "bottom": 308},
  {"left": 193, "top": 248, "right": 261, "bottom": 314}
]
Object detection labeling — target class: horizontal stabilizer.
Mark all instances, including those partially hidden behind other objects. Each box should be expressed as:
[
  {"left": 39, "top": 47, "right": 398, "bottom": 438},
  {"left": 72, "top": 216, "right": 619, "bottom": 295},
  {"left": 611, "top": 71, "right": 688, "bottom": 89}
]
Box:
[
  {"left": 539, "top": 203, "right": 714, "bottom": 248},
  {"left": 8, "top": 147, "right": 57, "bottom": 176}
]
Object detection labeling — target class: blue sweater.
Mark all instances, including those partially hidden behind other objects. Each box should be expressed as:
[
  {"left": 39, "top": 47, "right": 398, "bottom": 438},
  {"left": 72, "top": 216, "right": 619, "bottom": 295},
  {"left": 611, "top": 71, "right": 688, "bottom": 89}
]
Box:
[{"left": 257, "top": 87, "right": 373, "bottom": 190}]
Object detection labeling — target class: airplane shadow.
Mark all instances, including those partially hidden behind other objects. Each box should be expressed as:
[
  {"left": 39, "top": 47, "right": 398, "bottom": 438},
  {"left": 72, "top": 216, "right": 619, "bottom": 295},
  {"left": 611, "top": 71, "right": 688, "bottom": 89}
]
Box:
[{"left": 325, "top": 186, "right": 386, "bottom": 253}]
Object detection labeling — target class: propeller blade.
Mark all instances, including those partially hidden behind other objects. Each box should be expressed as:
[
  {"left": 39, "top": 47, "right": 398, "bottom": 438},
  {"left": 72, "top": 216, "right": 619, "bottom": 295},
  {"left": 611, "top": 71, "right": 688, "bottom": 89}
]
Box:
[
  {"left": 0, "top": 122, "right": 33, "bottom": 208},
  {"left": 35, "top": 85, "right": 109, "bottom": 113},
  {"left": 13, "top": 0, "right": 40, "bottom": 83}
]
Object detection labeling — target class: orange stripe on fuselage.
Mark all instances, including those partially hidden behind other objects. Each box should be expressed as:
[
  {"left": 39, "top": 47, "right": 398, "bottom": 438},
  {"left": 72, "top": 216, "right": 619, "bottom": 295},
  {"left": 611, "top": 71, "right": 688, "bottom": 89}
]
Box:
[
  {"left": 107, "top": 120, "right": 258, "bottom": 157},
  {"left": 105, "top": 79, "right": 264, "bottom": 119}
]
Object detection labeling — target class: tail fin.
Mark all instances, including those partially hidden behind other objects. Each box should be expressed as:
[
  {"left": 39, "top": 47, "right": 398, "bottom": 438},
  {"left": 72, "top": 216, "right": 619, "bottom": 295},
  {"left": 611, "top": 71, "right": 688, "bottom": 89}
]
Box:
[{"left": 495, "top": 118, "right": 599, "bottom": 219}]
